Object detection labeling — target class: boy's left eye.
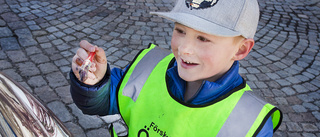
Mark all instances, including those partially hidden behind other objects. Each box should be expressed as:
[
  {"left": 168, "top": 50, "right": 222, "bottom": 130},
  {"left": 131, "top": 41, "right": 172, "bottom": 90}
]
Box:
[{"left": 197, "top": 36, "right": 210, "bottom": 42}]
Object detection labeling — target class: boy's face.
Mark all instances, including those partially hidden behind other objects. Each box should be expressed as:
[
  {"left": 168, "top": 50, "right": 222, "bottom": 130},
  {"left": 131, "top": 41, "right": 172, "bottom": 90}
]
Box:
[{"left": 171, "top": 23, "right": 244, "bottom": 82}]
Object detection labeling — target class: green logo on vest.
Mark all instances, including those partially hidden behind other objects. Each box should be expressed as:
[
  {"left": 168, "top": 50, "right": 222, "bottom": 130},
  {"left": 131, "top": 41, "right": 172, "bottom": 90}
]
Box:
[{"left": 138, "top": 122, "right": 168, "bottom": 137}]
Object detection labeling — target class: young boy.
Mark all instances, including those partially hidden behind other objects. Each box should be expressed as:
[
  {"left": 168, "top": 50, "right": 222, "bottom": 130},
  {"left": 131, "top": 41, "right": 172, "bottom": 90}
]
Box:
[{"left": 70, "top": 0, "right": 282, "bottom": 136}]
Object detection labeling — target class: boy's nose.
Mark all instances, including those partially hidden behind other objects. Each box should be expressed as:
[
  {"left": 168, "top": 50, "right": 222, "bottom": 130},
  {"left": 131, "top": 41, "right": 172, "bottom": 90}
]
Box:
[{"left": 179, "top": 39, "right": 194, "bottom": 56}]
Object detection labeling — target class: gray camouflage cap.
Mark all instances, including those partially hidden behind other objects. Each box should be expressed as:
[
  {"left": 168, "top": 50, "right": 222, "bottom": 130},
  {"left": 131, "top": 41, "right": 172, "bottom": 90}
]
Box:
[{"left": 151, "top": 0, "right": 260, "bottom": 39}]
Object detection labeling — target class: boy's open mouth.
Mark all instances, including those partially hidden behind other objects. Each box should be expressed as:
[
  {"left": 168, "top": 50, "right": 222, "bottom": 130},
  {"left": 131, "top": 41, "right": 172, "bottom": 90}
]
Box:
[{"left": 181, "top": 58, "right": 199, "bottom": 68}]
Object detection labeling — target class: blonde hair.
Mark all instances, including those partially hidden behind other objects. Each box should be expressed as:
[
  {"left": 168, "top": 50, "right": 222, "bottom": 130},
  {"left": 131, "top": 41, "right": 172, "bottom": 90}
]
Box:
[{"left": 233, "top": 36, "right": 246, "bottom": 45}]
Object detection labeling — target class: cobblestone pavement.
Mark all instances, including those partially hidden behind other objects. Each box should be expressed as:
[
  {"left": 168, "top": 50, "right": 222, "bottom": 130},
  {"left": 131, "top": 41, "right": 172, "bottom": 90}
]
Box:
[{"left": 0, "top": 0, "right": 319, "bottom": 136}]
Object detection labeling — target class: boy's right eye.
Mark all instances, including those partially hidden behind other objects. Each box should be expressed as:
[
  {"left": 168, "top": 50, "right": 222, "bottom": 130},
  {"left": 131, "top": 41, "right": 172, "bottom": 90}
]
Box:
[{"left": 175, "top": 28, "right": 185, "bottom": 34}]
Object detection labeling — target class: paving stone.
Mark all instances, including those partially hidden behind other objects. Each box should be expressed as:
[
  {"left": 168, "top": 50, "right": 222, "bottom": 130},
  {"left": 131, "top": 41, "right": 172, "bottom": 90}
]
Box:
[
  {"left": 273, "top": 131, "right": 287, "bottom": 137},
  {"left": 17, "top": 62, "right": 40, "bottom": 77},
  {"left": 7, "top": 21, "right": 27, "bottom": 30},
  {"left": 27, "top": 75, "right": 46, "bottom": 88},
  {"left": 30, "top": 53, "right": 50, "bottom": 64},
  {"left": 82, "top": 28, "right": 94, "bottom": 34},
  {"left": 292, "top": 105, "right": 308, "bottom": 113},
  {"left": 60, "top": 50, "right": 73, "bottom": 57},
  {"left": 275, "top": 97, "right": 288, "bottom": 105},
  {"left": 47, "top": 101, "right": 73, "bottom": 122},
  {"left": 281, "top": 87, "right": 296, "bottom": 96},
  {"left": 256, "top": 73, "right": 270, "bottom": 81},
  {"left": 52, "top": 39, "right": 64, "bottom": 45},
  {"left": 0, "top": 37, "right": 20, "bottom": 50},
  {"left": 1, "top": 12, "right": 20, "bottom": 22},
  {"left": 287, "top": 133, "right": 302, "bottom": 137},
  {"left": 302, "top": 71, "right": 316, "bottom": 79},
  {"left": 53, "top": 31, "right": 66, "bottom": 38},
  {"left": 60, "top": 66, "right": 71, "bottom": 73},
  {"left": 285, "top": 76, "right": 301, "bottom": 84},
  {"left": 301, "top": 133, "right": 317, "bottom": 137},
  {"left": 297, "top": 94, "right": 314, "bottom": 103},
  {"left": 38, "top": 62, "right": 58, "bottom": 74},
  {"left": 39, "top": 42, "right": 52, "bottom": 48},
  {"left": 69, "top": 103, "right": 104, "bottom": 129},
  {"left": 25, "top": 46, "right": 41, "bottom": 55},
  {"left": 246, "top": 67, "right": 261, "bottom": 73},
  {"left": 289, "top": 112, "right": 306, "bottom": 122},
  {"left": 32, "top": 30, "right": 47, "bottom": 36},
  {"left": 0, "top": 60, "right": 12, "bottom": 70},
  {"left": 86, "top": 128, "right": 111, "bottom": 137},
  {"left": 276, "top": 79, "right": 291, "bottom": 86},
  {"left": 307, "top": 68, "right": 320, "bottom": 76},
  {"left": 0, "top": 19, "right": 6, "bottom": 26},
  {"left": 101, "top": 114, "right": 122, "bottom": 124},
  {"left": 302, "top": 102, "right": 319, "bottom": 111},
  {"left": 0, "top": 27, "right": 13, "bottom": 37},
  {"left": 14, "top": 28, "right": 32, "bottom": 38},
  {"left": 34, "top": 85, "right": 59, "bottom": 103},
  {"left": 272, "top": 89, "right": 286, "bottom": 97},
  {"left": 0, "top": 51, "right": 6, "bottom": 60},
  {"left": 1, "top": 69, "right": 22, "bottom": 82},
  {"left": 50, "top": 54, "right": 63, "bottom": 61},
  {"left": 45, "top": 71, "right": 68, "bottom": 88},
  {"left": 309, "top": 92, "right": 320, "bottom": 100},
  {"left": 63, "top": 35, "right": 76, "bottom": 42},
  {"left": 295, "top": 75, "right": 310, "bottom": 82},
  {"left": 54, "top": 58, "right": 70, "bottom": 66},
  {"left": 293, "top": 85, "right": 309, "bottom": 93},
  {"left": 312, "top": 111, "right": 320, "bottom": 121},
  {"left": 36, "top": 36, "right": 50, "bottom": 43},
  {"left": 64, "top": 122, "right": 86, "bottom": 137},
  {"left": 18, "top": 37, "right": 37, "bottom": 47},
  {"left": 266, "top": 81, "right": 281, "bottom": 89},
  {"left": 287, "top": 122, "right": 303, "bottom": 132},
  {"left": 254, "top": 81, "right": 268, "bottom": 88},
  {"left": 300, "top": 110, "right": 317, "bottom": 121},
  {"left": 47, "top": 34, "right": 57, "bottom": 41},
  {"left": 112, "top": 121, "right": 128, "bottom": 136},
  {"left": 73, "top": 32, "right": 86, "bottom": 39},
  {"left": 89, "top": 34, "right": 100, "bottom": 40},
  {"left": 55, "top": 85, "right": 73, "bottom": 104}
]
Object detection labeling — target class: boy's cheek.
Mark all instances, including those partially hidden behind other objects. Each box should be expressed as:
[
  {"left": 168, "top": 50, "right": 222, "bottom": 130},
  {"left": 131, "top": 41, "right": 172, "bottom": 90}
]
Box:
[
  {"left": 171, "top": 35, "right": 181, "bottom": 49},
  {"left": 170, "top": 44, "right": 179, "bottom": 56}
]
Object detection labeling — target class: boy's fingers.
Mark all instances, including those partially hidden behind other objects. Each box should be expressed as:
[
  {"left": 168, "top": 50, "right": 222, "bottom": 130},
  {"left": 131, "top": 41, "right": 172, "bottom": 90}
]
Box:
[
  {"left": 89, "top": 63, "right": 96, "bottom": 72},
  {"left": 76, "top": 47, "right": 89, "bottom": 60},
  {"left": 71, "top": 60, "right": 80, "bottom": 77},
  {"left": 72, "top": 55, "right": 81, "bottom": 66},
  {"left": 79, "top": 40, "right": 95, "bottom": 52},
  {"left": 75, "top": 57, "right": 83, "bottom": 66}
]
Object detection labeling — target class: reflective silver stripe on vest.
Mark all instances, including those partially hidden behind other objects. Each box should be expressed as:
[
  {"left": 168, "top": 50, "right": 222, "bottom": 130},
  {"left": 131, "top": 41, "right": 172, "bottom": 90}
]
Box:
[
  {"left": 217, "top": 91, "right": 267, "bottom": 137},
  {"left": 122, "top": 46, "right": 171, "bottom": 102}
]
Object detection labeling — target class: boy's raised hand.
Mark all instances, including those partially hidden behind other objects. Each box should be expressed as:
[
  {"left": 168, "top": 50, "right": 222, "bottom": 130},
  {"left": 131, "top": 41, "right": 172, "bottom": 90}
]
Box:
[{"left": 72, "top": 40, "right": 108, "bottom": 85}]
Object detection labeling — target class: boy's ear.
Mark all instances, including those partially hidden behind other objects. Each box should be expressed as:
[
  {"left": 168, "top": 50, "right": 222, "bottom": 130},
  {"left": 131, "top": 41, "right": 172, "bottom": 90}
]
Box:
[{"left": 233, "top": 38, "right": 254, "bottom": 61}]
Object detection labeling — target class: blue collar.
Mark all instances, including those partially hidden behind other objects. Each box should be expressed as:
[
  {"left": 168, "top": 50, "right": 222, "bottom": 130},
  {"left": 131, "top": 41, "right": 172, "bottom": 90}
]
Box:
[{"left": 167, "top": 61, "right": 243, "bottom": 105}]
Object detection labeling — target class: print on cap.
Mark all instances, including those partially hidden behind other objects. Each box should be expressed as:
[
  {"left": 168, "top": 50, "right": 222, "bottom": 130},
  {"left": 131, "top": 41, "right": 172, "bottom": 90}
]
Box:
[{"left": 185, "top": 0, "right": 219, "bottom": 10}]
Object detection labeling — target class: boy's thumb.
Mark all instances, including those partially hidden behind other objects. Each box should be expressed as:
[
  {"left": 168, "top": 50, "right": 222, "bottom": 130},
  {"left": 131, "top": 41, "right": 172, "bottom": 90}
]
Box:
[{"left": 94, "top": 47, "right": 107, "bottom": 64}]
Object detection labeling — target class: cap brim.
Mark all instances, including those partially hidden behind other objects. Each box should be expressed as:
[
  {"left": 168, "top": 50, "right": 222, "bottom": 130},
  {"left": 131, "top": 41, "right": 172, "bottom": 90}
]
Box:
[{"left": 150, "top": 12, "right": 242, "bottom": 37}]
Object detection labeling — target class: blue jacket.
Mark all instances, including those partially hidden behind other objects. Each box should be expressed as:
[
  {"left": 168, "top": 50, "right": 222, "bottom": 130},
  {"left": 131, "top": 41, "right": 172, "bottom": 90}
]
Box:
[{"left": 70, "top": 60, "right": 273, "bottom": 136}]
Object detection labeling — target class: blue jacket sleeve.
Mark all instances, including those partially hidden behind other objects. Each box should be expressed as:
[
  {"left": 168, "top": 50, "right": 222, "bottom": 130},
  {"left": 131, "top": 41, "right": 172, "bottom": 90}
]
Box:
[
  {"left": 69, "top": 64, "right": 125, "bottom": 116},
  {"left": 256, "top": 116, "right": 273, "bottom": 137},
  {"left": 108, "top": 66, "right": 128, "bottom": 114}
]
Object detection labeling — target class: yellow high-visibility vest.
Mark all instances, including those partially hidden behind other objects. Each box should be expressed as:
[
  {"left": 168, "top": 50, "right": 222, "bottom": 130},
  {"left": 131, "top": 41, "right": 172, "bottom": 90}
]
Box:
[{"left": 112, "top": 44, "right": 282, "bottom": 137}]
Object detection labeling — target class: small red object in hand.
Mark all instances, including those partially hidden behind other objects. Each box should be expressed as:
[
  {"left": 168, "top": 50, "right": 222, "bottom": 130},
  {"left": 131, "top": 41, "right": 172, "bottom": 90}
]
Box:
[{"left": 79, "top": 52, "right": 96, "bottom": 82}]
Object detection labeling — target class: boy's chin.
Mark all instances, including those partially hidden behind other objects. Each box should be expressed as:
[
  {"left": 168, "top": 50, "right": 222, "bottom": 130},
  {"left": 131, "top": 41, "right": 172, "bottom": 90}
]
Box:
[{"left": 178, "top": 71, "right": 201, "bottom": 82}]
